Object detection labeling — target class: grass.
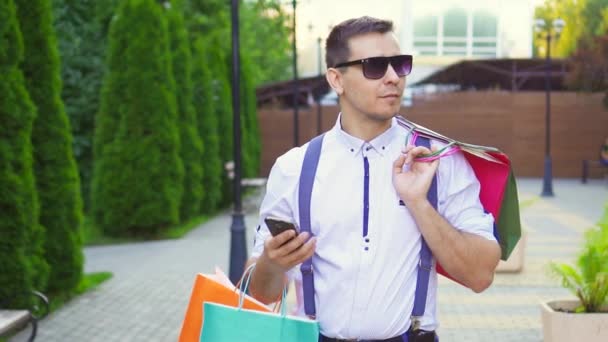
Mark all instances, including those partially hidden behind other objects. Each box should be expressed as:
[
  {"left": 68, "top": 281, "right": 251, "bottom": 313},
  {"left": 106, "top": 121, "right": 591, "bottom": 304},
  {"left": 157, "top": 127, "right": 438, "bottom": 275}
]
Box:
[
  {"left": 48, "top": 272, "right": 113, "bottom": 313},
  {"left": 82, "top": 214, "right": 211, "bottom": 246}
]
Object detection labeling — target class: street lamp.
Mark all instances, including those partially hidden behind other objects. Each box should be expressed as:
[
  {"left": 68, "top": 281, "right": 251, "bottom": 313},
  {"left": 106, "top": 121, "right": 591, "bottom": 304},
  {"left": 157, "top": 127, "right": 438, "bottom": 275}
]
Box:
[
  {"left": 228, "top": 0, "right": 247, "bottom": 283},
  {"left": 534, "top": 18, "right": 565, "bottom": 197}
]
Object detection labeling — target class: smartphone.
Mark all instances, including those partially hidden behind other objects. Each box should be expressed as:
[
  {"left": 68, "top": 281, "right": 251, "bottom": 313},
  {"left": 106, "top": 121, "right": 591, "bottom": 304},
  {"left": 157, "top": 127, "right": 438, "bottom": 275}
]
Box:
[{"left": 264, "top": 216, "right": 298, "bottom": 237}]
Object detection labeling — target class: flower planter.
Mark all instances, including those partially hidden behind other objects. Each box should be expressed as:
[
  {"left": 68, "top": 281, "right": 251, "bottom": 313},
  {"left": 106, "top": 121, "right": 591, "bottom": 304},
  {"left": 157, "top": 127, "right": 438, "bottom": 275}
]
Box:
[
  {"left": 540, "top": 299, "right": 608, "bottom": 342},
  {"left": 495, "top": 231, "right": 526, "bottom": 273}
]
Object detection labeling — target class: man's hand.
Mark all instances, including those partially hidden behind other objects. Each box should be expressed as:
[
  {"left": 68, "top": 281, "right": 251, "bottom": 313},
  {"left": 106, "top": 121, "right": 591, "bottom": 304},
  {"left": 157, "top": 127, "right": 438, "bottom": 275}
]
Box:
[
  {"left": 259, "top": 230, "right": 316, "bottom": 274},
  {"left": 249, "top": 230, "right": 316, "bottom": 304},
  {"left": 392, "top": 144, "right": 440, "bottom": 206}
]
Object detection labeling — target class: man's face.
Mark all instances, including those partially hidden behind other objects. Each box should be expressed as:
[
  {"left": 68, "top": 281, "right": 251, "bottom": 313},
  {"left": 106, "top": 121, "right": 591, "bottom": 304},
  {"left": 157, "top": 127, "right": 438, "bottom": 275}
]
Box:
[{"left": 338, "top": 32, "right": 406, "bottom": 122}]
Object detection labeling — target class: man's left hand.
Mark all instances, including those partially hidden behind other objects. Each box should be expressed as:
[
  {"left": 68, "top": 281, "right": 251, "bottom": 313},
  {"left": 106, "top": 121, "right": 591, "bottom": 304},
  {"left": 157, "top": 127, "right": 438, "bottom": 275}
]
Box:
[{"left": 392, "top": 144, "right": 439, "bottom": 206}]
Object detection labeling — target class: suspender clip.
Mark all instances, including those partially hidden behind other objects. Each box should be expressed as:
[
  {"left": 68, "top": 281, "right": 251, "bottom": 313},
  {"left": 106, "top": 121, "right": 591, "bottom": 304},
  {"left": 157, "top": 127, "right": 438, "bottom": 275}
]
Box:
[
  {"left": 418, "top": 259, "right": 433, "bottom": 271},
  {"left": 300, "top": 263, "right": 314, "bottom": 274},
  {"left": 411, "top": 316, "right": 422, "bottom": 331}
]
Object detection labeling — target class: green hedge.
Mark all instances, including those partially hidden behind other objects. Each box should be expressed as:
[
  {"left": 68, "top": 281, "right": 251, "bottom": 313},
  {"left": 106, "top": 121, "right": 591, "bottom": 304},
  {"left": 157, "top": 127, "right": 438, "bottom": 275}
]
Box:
[
  {"left": 0, "top": 0, "right": 45, "bottom": 305},
  {"left": 168, "top": 6, "right": 204, "bottom": 221},
  {"left": 92, "top": 0, "right": 183, "bottom": 236},
  {"left": 192, "top": 37, "right": 222, "bottom": 214},
  {"left": 15, "top": 0, "right": 83, "bottom": 294}
]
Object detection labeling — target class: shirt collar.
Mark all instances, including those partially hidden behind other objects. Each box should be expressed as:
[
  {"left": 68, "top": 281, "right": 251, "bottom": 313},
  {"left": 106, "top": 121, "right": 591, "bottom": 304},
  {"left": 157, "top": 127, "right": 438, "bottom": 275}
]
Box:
[{"left": 331, "top": 113, "right": 399, "bottom": 156}]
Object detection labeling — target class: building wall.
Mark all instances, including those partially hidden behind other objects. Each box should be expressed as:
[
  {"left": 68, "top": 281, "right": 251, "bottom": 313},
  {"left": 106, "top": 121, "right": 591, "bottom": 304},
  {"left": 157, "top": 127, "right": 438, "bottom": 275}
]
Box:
[{"left": 257, "top": 92, "right": 607, "bottom": 179}]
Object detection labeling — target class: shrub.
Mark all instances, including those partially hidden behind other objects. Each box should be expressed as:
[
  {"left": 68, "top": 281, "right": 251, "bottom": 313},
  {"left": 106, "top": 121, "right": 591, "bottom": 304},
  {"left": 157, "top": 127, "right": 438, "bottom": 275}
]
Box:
[
  {"left": 92, "top": 0, "right": 183, "bottom": 237},
  {"left": 0, "top": 0, "right": 46, "bottom": 304},
  {"left": 550, "top": 208, "right": 608, "bottom": 312}
]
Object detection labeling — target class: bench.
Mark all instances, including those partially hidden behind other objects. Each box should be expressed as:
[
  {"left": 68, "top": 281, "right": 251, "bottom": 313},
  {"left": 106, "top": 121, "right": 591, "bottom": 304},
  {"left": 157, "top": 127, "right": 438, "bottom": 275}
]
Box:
[
  {"left": 224, "top": 161, "right": 267, "bottom": 188},
  {"left": 581, "top": 159, "right": 608, "bottom": 183},
  {"left": 0, "top": 291, "right": 49, "bottom": 342}
]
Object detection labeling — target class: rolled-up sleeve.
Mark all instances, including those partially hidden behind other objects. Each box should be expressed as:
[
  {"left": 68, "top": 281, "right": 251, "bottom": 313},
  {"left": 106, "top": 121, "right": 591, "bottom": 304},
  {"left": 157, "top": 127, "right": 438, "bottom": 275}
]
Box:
[
  {"left": 436, "top": 149, "right": 496, "bottom": 241},
  {"left": 251, "top": 150, "right": 303, "bottom": 281}
]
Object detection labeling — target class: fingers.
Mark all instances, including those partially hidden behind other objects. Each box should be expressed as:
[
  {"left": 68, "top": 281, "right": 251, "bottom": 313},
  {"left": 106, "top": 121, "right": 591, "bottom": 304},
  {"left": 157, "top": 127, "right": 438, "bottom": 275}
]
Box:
[
  {"left": 283, "top": 237, "right": 316, "bottom": 267},
  {"left": 266, "top": 229, "right": 297, "bottom": 250},
  {"left": 401, "top": 145, "right": 431, "bottom": 165},
  {"left": 392, "top": 153, "right": 406, "bottom": 175},
  {"left": 264, "top": 231, "right": 317, "bottom": 270}
]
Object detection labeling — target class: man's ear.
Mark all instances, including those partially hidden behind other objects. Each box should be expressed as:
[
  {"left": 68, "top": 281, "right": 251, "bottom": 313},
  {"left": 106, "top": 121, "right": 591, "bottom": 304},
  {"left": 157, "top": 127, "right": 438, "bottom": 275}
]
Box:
[{"left": 326, "top": 68, "right": 344, "bottom": 96}]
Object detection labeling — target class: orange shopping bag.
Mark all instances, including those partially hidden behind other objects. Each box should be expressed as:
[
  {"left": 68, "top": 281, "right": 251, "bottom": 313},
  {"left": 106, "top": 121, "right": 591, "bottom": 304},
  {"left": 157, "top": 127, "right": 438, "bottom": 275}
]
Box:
[{"left": 178, "top": 267, "right": 271, "bottom": 342}]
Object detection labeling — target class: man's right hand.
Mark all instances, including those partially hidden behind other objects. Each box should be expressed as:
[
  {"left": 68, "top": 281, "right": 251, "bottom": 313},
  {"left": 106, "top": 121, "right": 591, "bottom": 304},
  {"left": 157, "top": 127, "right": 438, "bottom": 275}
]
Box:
[
  {"left": 259, "top": 230, "right": 317, "bottom": 273},
  {"left": 248, "top": 230, "right": 316, "bottom": 304}
]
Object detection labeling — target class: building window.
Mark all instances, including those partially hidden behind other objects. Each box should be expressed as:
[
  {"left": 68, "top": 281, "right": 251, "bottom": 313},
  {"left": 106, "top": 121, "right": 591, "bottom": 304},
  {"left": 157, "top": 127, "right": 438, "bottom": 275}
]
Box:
[
  {"left": 413, "top": 8, "right": 498, "bottom": 58},
  {"left": 413, "top": 15, "right": 438, "bottom": 55}
]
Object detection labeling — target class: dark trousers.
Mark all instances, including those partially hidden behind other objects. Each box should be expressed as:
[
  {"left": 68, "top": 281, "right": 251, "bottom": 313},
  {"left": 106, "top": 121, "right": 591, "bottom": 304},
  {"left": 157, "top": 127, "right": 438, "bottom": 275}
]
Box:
[{"left": 319, "top": 329, "right": 438, "bottom": 342}]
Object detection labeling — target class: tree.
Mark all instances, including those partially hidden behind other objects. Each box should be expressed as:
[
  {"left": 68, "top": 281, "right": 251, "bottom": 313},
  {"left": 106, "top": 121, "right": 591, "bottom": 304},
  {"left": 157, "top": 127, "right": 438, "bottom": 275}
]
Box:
[
  {"left": 240, "top": 55, "right": 261, "bottom": 177},
  {"left": 240, "top": 0, "right": 292, "bottom": 85},
  {"left": 92, "top": 0, "right": 183, "bottom": 236},
  {"left": 52, "top": 0, "right": 117, "bottom": 210},
  {"left": 15, "top": 0, "right": 82, "bottom": 293},
  {"left": 192, "top": 37, "right": 223, "bottom": 213},
  {"left": 566, "top": 34, "right": 608, "bottom": 108},
  {"left": 533, "top": 0, "right": 608, "bottom": 57},
  {"left": 0, "top": 0, "right": 47, "bottom": 304},
  {"left": 167, "top": 3, "right": 204, "bottom": 220}
]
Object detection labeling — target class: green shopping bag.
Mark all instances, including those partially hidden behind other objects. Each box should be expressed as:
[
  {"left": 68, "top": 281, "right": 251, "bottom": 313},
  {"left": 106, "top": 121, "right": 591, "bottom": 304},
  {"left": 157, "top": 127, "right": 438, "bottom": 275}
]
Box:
[{"left": 200, "top": 265, "right": 319, "bottom": 341}]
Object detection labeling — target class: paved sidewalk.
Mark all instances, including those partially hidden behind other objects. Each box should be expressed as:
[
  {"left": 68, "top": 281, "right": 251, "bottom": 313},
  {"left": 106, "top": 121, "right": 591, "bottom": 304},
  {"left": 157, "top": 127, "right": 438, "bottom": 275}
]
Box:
[{"left": 9, "top": 178, "right": 608, "bottom": 342}]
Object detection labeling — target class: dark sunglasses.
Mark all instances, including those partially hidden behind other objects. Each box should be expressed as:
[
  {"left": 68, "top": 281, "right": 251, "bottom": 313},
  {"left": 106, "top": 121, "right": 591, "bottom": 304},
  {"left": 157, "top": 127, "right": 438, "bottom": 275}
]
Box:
[{"left": 334, "top": 54, "right": 413, "bottom": 80}]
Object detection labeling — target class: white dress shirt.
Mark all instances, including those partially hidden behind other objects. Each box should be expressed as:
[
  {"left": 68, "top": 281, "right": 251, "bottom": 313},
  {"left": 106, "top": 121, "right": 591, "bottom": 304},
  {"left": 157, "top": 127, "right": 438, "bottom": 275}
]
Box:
[{"left": 252, "top": 114, "right": 495, "bottom": 340}]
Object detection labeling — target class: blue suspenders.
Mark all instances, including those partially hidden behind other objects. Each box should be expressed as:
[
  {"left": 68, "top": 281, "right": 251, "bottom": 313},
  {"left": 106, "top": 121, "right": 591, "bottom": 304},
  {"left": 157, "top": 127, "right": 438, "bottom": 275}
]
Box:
[{"left": 298, "top": 133, "right": 437, "bottom": 336}]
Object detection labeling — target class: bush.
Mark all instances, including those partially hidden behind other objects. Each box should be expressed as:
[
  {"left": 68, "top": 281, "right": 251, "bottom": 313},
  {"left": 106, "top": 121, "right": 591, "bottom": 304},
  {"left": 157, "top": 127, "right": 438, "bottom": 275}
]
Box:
[
  {"left": 167, "top": 5, "right": 204, "bottom": 220},
  {"left": 191, "top": 37, "right": 222, "bottom": 214},
  {"left": 0, "top": 0, "right": 45, "bottom": 305},
  {"left": 15, "top": 0, "right": 84, "bottom": 294},
  {"left": 550, "top": 205, "right": 608, "bottom": 312},
  {"left": 92, "top": 0, "right": 183, "bottom": 237}
]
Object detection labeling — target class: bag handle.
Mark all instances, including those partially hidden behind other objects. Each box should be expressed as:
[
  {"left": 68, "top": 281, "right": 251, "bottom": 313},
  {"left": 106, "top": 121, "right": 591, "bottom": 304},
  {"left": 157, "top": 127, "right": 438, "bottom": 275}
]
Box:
[{"left": 237, "top": 264, "right": 288, "bottom": 316}]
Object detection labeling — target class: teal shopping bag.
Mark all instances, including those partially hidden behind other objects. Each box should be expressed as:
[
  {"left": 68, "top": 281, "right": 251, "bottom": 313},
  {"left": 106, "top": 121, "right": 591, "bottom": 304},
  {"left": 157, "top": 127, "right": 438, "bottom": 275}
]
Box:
[
  {"left": 200, "top": 264, "right": 319, "bottom": 341},
  {"left": 200, "top": 302, "right": 319, "bottom": 341}
]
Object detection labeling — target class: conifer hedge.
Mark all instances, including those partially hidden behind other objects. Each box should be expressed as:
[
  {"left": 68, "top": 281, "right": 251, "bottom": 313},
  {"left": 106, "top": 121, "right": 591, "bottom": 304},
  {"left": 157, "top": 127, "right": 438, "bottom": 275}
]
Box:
[
  {"left": 15, "top": 0, "right": 83, "bottom": 294},
  {"left": 240, "top": 55, "right": 261, "bottom": 177},
  {"left": 168, "top": 6, "right": 204, "bottom": 221},
  {"left": 192, "top": 37, "right": 222, "bottom": 214},
  {"left": 92, "top": 0, "right": 183, "bottom": 236},
  {"left": 0, "top": 0, "right": 47, "bottom": 304}
]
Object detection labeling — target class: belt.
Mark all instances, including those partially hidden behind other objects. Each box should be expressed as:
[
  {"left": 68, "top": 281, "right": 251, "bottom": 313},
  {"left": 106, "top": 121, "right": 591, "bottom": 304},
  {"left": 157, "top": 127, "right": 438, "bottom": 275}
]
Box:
[{"left": 319, "top": 335, "right": 403, "bottom": 342}]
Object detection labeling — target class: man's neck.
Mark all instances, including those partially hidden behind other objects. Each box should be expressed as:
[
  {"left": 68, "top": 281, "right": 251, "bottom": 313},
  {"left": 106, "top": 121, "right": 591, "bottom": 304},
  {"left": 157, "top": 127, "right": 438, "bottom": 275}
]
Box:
[{"left": 340, "top": 111, "right": 393, "bottom": 142}]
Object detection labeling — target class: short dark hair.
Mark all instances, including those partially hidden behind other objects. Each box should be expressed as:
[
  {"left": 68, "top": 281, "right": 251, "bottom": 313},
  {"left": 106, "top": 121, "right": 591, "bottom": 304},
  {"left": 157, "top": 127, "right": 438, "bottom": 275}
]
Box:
[{"left": 325, "top": 16, "right": 394, "bottom": 69}]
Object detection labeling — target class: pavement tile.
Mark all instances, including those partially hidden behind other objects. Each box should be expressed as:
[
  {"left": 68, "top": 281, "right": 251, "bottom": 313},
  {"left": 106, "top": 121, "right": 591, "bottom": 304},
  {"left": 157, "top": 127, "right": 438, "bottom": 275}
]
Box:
[{"left": 8, "top": 178, "right": 607, "bottom": 342}]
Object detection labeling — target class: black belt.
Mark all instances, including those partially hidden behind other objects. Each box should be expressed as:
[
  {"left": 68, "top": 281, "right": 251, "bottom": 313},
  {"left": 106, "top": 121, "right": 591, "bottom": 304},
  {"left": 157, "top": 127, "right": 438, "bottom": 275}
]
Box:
[
  {"left": 319, "top": 335, "right": 403, "bottom": 342},
  {"left": 320, "top": 329, "right": 437, "bottom": 342}
]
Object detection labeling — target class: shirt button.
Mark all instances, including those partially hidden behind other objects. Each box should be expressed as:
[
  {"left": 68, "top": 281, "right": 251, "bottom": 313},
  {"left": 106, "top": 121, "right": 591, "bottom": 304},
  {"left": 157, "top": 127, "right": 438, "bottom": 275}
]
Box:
[
  {"left": 350, "top": 148, "right": 354, "bottom": 152},
  {"left": 364, "top": 247, "right": 369, "bottom": 251},
  {"left": 365, "top": 238, "right": 370, "bottom": 243}
]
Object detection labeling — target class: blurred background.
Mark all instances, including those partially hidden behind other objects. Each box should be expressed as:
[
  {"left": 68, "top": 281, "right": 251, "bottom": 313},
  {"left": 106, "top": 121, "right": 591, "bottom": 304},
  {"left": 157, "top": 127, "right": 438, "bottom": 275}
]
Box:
[{"left": 1, "top": 0, "right": 607, "bottom": 341}]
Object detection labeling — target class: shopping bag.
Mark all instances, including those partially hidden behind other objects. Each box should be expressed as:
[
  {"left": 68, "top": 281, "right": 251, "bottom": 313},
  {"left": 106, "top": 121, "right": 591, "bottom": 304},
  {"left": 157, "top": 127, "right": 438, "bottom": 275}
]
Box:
[
  {"left": 178, "top": 267, "right": 271, "bottom": 342},
  {"left": 200, "top": 264, "right": 319, "bottom": 342},
  {"left": 396, "top": 117, "right": 522, "bottom": 261}
]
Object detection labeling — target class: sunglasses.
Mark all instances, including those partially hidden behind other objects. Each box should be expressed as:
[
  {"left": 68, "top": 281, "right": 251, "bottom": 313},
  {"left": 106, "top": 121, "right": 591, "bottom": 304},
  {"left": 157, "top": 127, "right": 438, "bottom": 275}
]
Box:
[{"left": 334, "top": 54, "right": 413, "bottom": 80}]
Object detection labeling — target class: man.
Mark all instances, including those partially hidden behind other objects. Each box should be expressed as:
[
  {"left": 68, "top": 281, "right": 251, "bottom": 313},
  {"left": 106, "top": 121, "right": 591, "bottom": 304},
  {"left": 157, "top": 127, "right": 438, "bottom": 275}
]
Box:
[{"left": 247, "top": 16, "right": 501, "bottom": 341}]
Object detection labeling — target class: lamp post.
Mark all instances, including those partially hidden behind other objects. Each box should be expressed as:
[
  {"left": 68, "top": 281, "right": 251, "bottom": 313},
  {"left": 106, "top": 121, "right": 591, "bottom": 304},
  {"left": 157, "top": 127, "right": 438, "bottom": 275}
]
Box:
[
  {"left": 292, "top": 0, "right": 299, "bottom": 147},
  {"left": 228, "top": 0, "right": 247, "bottom": 284},
  {"left": 534, "top": 18, "right": 565, "bottom": 197}
]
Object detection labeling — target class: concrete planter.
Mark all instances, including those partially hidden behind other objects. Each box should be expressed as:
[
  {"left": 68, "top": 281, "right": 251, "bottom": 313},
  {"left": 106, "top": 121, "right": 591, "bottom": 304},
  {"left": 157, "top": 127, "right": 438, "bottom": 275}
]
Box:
[
  {"left": 540, "top": 300, "right": 608, "bottom": 342},
  {"left": 495, "top": 231, "right": 526, "bottom": 273}
]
